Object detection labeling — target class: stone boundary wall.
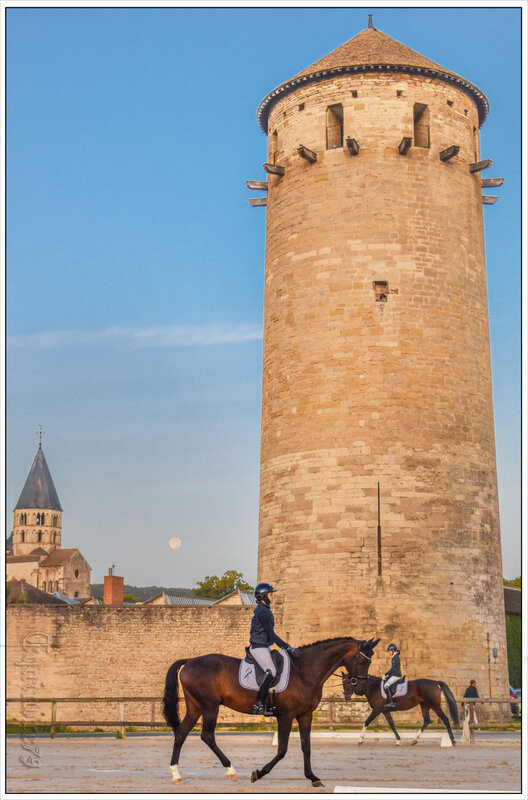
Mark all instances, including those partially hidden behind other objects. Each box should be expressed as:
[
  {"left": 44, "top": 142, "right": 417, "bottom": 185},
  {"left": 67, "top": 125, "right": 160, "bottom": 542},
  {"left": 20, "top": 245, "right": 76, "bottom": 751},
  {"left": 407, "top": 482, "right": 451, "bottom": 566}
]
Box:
[
  {"left": 6, "top": 605, "right": 255, "bottom": 727},
  {"left": 7, "top": 606, "right": 464, "bottom": 727}
]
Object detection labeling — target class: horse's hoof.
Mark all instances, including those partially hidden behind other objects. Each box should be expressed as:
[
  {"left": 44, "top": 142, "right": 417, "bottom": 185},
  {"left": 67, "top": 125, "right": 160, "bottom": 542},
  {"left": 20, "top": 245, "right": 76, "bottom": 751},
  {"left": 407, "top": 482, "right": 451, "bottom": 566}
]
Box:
[
  {"left": 171, "top": 778, "right": 181, "bottom": 784},
  {"left": 312, "top": 780, "right": 324, "bottom": 787},
  {"left": 250, "top": 770, "right": 259, "bottom": 783},
  {"left": 395, "top": 740, "right": 401, "bottom": 746},
  {"left": 410, "top": 740, "right": 418, "bottom": 746},
  {"left": 226, "top": 766, "right": 237, "bottom": 780}
]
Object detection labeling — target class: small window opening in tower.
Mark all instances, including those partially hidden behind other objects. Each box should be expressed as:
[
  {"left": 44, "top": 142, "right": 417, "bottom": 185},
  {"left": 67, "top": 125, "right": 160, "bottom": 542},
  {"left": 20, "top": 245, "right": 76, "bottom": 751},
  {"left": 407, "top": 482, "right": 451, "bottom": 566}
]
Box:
[
  {"left": 299, "top": 102, "right": 305, "bottom": 111},
  {"left": 20, "top": 531, "right": 25, "bottom": 542},
  {"left": 74, "top": 591, "right": 79, "bottom": 598},
  {"left": 75, "top": 569, "right": 79, "bottom": 578},
  {"left": 447, "top": 99, "right": 453, "bottom": 107},
  {"left": 396, "top": 90, "right": 404, "bottom": 97},
  {"left": 464, "top": 109, "right": 468, "bottom": 116},
  {"left": 413, "top": 103, "right": 430, "bottom": 148},
  {"left": 20, "top": 512, "right": 27, "bottom": 525},
  {"left": 326, "top": 104, "right": 343, "bottom": 149},
  {"left": 373, "top": 281, "right": 389, "bottom": 302},
  {"left": 351, "top": 90, "right": 358, "bottom": 98},
  {"left": 38, "top": 531, "right": 42, "bottom": 542},
  {"left": 473, "top": 126, "right": 479, "bottom": 162},
  {"left": 270, "top": 129, "right": 278, "bottom": 164}
]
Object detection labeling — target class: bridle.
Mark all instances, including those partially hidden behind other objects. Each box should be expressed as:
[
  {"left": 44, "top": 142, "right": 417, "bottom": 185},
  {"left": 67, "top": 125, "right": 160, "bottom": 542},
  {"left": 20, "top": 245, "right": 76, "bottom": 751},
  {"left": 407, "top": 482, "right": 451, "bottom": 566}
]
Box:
[
  {"left": 330, "top": 646, "right": 372, "bottom": 683},
  {"left": 342, "top": 648, "right": 372, "bottom": 685}
]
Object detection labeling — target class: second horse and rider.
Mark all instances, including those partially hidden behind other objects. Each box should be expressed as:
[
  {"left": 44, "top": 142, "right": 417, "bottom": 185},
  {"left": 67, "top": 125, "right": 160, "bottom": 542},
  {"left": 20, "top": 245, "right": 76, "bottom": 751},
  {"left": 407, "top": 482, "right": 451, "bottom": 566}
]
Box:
[{"left": 249, "top": 581, "right": 397, "bottom": 716}]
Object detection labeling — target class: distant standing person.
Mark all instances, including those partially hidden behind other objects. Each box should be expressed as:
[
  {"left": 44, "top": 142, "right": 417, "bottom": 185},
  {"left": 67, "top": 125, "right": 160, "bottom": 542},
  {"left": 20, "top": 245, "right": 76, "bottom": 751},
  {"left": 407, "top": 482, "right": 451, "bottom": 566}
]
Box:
[{"left": 462, "top": 679, "right": 479, "bottom": 741}]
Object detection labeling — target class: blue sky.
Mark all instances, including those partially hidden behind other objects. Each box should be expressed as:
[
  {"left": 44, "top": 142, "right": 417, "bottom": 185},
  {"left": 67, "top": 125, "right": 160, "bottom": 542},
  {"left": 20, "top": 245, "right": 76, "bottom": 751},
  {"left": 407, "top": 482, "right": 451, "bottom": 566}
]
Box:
[{"left": 6, "top": 5, "right": 522, "bottom": 587}]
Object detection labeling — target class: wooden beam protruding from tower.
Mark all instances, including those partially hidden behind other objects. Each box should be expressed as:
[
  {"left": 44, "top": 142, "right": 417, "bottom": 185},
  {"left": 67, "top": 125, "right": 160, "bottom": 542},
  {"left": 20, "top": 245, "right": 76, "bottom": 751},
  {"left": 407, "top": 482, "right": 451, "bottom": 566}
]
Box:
[
  {"left": 469, "top": 158, "right": 492, "bottom": 173},
  {"left": 346, "top": 137, "right": 360, "bottom": 155},
  {"left": 482, "top": 196, "right": 498, "bottom": 205},
  {"left": 439, "top": 145, "right": 460, "bottom": 162},
  {"left": 398, "top": 136, "right": 412, "bottom": 155},
  {"left": 248, "top": 198, "right": 267, "bottom": 207},
  {"left": 481, "top": 178, "right": 504, "bottom": 188},
  {"left": 246, "top": 180, "right": 268, "bottom": 191},
  {"left": 263, "top": 162, "right": 285, "bottom": 177},
  {"left": 297, "top": 144, "right": 317, "bottom": 163}
]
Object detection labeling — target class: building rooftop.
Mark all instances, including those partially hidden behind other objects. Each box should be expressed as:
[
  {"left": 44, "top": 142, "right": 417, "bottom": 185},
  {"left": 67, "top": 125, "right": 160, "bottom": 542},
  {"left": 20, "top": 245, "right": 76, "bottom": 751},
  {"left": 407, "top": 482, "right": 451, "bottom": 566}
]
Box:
[
  {"left": 39, "top": 548, "right": 79, "bottom": 567},
  {"left": 6, "top": 554, "right": 42, "bottom": 564},
  {"left": 14, "top": 444, "right": 63, "bottom": 511},
  {"left": 504, "top": 586, "right": 521, "bottom": 616},
  {"left": 257, "top": 25, "right": 489, "bottom": 132},
  {"left": 8, "top": 579, "right": 70, "bottom": 605}
]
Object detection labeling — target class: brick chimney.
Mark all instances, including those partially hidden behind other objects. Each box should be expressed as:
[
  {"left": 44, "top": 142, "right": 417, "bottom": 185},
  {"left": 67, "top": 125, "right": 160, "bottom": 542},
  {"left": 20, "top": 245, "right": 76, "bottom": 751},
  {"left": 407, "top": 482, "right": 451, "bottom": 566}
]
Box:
[{"left": 103, "top": 566, "right": 124, "bottom": 605}]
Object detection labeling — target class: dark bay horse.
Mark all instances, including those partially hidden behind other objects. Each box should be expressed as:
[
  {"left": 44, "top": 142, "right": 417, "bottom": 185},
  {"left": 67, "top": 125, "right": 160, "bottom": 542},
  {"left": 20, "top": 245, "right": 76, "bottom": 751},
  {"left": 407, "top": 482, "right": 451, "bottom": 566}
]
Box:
[
  {"left": 342, "top": 673, "right": 459, "bottom": 745},
  {"left": 163, "top": 636, "right": 379, "bottom": 786}
]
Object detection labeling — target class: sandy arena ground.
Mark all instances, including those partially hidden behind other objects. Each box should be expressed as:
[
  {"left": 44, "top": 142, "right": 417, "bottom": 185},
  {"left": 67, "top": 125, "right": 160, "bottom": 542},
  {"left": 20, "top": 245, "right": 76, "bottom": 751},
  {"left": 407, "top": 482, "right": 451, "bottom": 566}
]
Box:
[{"left": 7, "top": 732, "right": 521, "bottom": 794}]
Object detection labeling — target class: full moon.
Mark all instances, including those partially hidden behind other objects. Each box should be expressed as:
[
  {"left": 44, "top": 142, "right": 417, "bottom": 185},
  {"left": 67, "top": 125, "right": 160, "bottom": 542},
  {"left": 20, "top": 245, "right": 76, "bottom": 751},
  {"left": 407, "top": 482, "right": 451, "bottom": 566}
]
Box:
[{"left": 169, "top": 538, "right": 182, "bottom": 550}]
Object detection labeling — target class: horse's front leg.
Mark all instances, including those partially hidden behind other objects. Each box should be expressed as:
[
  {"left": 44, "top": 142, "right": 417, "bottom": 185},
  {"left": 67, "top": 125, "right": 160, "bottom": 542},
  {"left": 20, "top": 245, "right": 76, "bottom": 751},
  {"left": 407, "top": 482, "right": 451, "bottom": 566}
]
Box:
[
  {"left": 297, "top": 711, "right": 323, "bottom": 787},
  {"left": 382, "top": 710, "right": 402, "bottom": 744},
  {"left": 250, "top": 714, "right": 293, "bottom": 783},
  {"left": 358, "top": 708, "right": 380, "bottom": 745}
]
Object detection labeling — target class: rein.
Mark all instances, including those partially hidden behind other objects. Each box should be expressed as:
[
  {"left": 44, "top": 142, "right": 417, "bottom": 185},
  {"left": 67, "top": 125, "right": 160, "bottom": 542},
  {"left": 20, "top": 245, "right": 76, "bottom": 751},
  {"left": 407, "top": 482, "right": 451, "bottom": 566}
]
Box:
[{"left": 291, "top": 645, "right": 372, "bottom": 689}]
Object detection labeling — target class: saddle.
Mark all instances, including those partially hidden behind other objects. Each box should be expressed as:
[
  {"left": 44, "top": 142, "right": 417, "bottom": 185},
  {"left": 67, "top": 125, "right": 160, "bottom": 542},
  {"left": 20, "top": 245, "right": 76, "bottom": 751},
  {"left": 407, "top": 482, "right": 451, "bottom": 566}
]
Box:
[
  {"left": 381, "top": 675, "right": 408, "bottom": 699},
  {"left": 244, "top": 647, "right": 284, "bottom": 688},
  {"left": 238, "top": 648, "right": 291, "bottom": 693}
]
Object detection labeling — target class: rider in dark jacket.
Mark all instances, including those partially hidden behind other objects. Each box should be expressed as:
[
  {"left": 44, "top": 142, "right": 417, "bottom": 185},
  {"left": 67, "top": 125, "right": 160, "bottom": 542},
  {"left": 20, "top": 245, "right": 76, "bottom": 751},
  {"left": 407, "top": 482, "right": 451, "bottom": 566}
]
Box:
[
  {"left": 249, "top": 582, "right": 298, "bottom": 716},
  {"left": 383, "top": 643, "right": 402, "bottom": 709}
]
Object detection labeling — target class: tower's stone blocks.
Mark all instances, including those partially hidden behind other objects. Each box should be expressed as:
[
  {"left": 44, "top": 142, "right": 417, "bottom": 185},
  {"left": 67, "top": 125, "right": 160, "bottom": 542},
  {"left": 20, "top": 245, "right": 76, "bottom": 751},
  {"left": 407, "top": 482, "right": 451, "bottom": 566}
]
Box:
[{"left": 257, "top": 30, "right": 508, "bottom": 699}]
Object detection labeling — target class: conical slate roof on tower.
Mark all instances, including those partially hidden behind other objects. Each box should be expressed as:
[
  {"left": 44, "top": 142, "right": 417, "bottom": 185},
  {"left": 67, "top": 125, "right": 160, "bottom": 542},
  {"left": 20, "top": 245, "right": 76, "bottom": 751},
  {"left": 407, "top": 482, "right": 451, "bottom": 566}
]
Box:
[
  {"left": 257, "top": 25, "right": 488, "bottom": 132},
  {"left": 14, "top": 445, "right": 63, "bottom": 511}
]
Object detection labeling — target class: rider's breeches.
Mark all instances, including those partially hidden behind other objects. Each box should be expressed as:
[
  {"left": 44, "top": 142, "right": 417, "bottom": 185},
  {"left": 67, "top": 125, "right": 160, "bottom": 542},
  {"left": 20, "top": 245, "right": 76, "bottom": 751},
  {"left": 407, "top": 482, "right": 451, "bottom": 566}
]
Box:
[
  {"left": 249, "top": 647, "right": 277, "bottom": 677},
  {"left": 384, "top": 675, "right": 400, "bottom": 690}
]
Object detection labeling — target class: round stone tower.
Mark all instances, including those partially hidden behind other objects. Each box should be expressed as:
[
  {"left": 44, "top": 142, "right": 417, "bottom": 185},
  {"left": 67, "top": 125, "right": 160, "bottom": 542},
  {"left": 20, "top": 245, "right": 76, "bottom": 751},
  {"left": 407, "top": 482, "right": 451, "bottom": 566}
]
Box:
[{"left": 254, "top": 24, "right": 508, "bottom": 697}]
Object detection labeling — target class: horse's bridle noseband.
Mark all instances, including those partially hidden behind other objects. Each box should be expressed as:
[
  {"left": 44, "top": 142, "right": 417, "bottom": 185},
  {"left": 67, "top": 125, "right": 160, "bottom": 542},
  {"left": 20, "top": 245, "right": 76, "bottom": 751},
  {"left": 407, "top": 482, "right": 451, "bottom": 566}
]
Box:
[{"left": 346, "top": 649, "right": 372, "bottom": 685}]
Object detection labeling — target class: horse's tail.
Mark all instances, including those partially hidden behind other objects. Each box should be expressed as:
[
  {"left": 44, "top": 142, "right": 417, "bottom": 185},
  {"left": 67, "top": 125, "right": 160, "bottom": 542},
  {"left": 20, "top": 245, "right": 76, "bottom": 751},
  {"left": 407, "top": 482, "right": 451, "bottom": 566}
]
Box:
[
  {"left": 163, "top": 659, "right": 189, "bottom": 733},
  {"left": 438, "top": 681, "right": 460, "bottom": 726}
]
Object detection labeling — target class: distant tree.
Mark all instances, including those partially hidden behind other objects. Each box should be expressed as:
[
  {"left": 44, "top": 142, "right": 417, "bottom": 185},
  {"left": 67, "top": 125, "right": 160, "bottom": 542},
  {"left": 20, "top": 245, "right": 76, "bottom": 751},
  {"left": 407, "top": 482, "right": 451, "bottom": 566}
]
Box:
[
  {"left": 194, "top": 570, "right": 253, "bottom": 600},
  {"left": 123, "top": 593, "right": 141, "bottom": 603},
  {"left": 503, "top": 577, "right": 521, "bottom": 588}
]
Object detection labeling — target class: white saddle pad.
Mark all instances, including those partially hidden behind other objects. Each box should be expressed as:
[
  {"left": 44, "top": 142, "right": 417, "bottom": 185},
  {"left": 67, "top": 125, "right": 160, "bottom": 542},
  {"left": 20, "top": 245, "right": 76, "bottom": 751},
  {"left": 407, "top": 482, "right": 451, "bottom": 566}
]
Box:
[
  {"left": 238, "top": 649, "right": 291, "bottom": 693},
  {"left": 381, "top": 680, "right": 408, "bottom": 699}
]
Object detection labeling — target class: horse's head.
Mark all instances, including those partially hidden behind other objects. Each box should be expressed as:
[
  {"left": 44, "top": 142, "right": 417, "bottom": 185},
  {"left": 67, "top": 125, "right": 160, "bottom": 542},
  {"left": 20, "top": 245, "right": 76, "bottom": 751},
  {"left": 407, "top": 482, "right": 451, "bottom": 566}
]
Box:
[{"left": 341, "top": 637, "right": 380, "bottom": 698}]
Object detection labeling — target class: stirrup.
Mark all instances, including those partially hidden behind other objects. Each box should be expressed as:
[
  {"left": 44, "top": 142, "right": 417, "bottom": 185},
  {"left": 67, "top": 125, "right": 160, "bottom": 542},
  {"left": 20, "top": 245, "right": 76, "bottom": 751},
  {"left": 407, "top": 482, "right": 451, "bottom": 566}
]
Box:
[{"left": 252, "top": 702, "right": 274, "bottom": 717}]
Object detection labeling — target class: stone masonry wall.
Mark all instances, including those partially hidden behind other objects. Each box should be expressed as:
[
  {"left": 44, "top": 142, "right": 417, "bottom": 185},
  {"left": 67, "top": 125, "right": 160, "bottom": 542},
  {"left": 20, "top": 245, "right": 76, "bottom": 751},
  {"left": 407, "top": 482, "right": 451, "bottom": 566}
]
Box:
[
  {"left": 257, "top": 70, "right": 509, "bottom": 711},
  {"left": 6, "top": 605, "right": 255, "bottom": 728}
]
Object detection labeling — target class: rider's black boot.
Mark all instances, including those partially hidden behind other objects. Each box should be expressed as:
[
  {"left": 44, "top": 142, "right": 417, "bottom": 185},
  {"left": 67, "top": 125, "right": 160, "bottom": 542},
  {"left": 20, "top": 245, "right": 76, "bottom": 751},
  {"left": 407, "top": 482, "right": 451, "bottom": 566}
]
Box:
[
  {"left": 252, "top": 670, "right": 275, "bottom": 717},
  {"left": 385, "top": 684, "right": 396, "bottom": 709}
]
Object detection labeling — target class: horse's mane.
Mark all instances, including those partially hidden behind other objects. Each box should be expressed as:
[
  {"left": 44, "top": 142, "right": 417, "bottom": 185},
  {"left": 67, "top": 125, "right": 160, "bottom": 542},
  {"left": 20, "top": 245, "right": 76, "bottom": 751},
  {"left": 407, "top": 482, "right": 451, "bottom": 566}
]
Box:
[{"left": 298, "top": 636, "right": 359, "bottom": 651}]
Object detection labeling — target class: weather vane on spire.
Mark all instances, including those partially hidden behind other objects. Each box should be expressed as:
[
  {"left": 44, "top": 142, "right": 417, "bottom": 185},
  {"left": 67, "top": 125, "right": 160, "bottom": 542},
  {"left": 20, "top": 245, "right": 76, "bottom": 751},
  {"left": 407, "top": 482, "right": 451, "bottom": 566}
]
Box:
[
  {"left": 36, "top": 424, "right": 45, "bottom": 445},
  {"left": 368, "top": 14, "right": 374, "bottom": 29}
]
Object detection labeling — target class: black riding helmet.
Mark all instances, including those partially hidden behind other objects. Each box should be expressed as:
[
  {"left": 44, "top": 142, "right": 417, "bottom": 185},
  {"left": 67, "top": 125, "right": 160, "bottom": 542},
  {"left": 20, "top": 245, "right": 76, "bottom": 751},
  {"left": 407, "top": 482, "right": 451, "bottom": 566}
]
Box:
[
  {"left": 387, "top": 643, "right": 398, "bottom": 652},
  {"left": 254, "top": 582, "right": 276, "bottom": 605}
]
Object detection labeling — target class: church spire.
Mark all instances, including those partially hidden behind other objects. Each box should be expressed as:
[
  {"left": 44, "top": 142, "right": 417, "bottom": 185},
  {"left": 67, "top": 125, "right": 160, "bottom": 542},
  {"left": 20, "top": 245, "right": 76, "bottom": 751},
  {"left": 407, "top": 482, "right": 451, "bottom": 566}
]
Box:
[{"left": 15, "top": 442, "right": 63, "bottom": 511}]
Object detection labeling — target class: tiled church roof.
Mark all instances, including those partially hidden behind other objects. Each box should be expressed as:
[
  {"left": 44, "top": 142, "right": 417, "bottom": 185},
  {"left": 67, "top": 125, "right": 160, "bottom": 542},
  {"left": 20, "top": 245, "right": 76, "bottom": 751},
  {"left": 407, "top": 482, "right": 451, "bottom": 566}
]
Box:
[
  {"left": 15, "top": 445, "right": 63, "bottom": 511},
  {"left": 39, "top": 548, "right": 78, "bottom": 567}
]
